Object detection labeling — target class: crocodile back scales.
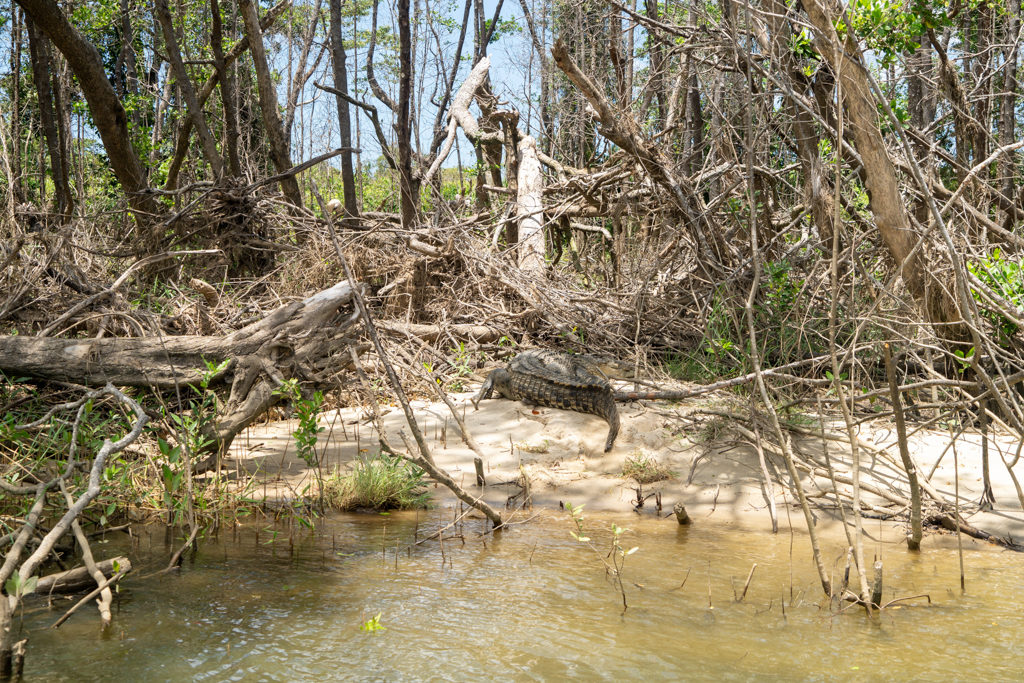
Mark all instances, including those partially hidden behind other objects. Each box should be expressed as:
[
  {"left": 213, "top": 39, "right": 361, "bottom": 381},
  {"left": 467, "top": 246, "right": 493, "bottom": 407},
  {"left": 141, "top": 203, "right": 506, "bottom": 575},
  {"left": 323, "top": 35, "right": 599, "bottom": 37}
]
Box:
[{"left": 475, "top": 351, "right": 620, "bottom": 451}]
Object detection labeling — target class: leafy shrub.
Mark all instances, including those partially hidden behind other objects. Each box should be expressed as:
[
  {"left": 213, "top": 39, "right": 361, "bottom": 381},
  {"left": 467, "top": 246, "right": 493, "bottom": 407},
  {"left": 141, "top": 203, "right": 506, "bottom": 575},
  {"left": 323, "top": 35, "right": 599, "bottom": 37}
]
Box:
[{"left": 969, "top": 248, "right": 1024, "bottom": 341}]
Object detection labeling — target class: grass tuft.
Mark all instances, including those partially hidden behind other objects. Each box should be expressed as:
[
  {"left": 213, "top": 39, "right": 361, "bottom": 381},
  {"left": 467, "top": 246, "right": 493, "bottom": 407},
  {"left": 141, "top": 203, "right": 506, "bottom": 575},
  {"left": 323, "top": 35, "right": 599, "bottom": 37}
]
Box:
[
  {"left": 622, "top": 453, "right": 674, "bottom": 484},
  {"left": 322, "top": 452, "right": 431, "bottom": 511}
]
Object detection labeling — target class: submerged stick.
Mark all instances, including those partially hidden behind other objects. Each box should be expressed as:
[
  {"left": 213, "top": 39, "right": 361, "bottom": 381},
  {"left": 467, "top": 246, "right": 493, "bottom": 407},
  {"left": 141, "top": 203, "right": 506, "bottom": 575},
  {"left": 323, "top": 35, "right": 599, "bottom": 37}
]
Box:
[
  {"left": 380, "top": 442, "right": 503, "bottom": 530},
  {"left": 739, "top": 563, "right": 757, "bottom": 602},
  {"left": 871, "top": 560, "right": 883, "bottom": 608},
  {"left": 474, "top": 457, "right": 486, "bottom": 487},
  {"left": 673, "top": 501, "right": 692, "bottom": 525},
  {"left": 50, "top": 568, "right": 131, "bottom": 629}
]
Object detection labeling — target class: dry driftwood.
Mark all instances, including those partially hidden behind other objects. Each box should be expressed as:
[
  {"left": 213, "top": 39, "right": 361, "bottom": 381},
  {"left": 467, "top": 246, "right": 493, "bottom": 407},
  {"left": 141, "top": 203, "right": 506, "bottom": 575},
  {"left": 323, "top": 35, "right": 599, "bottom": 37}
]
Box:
[
  {"left": 34, "top": 556, "right": 132, "bottom": 596},
  {"left": 0, "top": 280, "right": 361, "bottom": 458}
]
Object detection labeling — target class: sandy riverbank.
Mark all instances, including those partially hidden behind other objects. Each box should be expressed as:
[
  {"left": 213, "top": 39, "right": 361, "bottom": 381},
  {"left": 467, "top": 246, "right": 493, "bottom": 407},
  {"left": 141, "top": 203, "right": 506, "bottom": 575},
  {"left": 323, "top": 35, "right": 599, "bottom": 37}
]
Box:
[{"left": 224, "top": 384, "right": 1024, "bottom": 547}]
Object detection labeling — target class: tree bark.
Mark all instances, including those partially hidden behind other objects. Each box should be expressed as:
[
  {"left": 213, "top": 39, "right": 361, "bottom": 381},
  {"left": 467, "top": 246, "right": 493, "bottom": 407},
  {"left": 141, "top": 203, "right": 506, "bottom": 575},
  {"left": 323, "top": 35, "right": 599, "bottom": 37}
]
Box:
[
  {"left": 119, "top": 0, "right": 140, "bottom": 127},
  {"left": 210, "top": 0, "right": 242, "bottom": 177},
  {"left": 15, "top": 0, "right": 155, "bottom": 219},
  {"left": 516, "top": 134, "right": 545, "bottom": 271},
  {"left": 907, "top": 38, "right": 935, "bottom": 226},
  {"left": 282, "top": 2, "right": 325, "bottom": 147},
  {"left": 155, "top": 0, "right": 224, "bottom": 179},
  {"left": 365, "top": 0, "right": 397, "bottom": 111},
  {"left": 25, "top": 16, "right": 72, "bottom": 219},
  {"left": 551, "top": 39, "right": 726, "bottom": 269},
  {"left": 803, "top": 0, "right": 965, "bottom": 338},
  {"left": 238, "top": 0, "right": 304, "bottom": 209},
  {"left": 329, "top": 0, "right": 359, "bottom": 220},
  {"left": 396, "top": 0, "right": 419, "bottom": 228},
  {"left": 999, "top": 0, "right": 1020, "bottom": 228},
  {"left": 0, "top": 281, "right": 361, "bottom": 455},
  {"left": 11, "top": 8, "right": 23, "bottom": 204},
  {"left": 645, "top": 0, "right": 666, "bottom": 126},
  {"left": 762, "top": 0, "right": 835, "bottom": 245},
  {"left": 165, "top": 0, "right": 289, "bottom": 190}
]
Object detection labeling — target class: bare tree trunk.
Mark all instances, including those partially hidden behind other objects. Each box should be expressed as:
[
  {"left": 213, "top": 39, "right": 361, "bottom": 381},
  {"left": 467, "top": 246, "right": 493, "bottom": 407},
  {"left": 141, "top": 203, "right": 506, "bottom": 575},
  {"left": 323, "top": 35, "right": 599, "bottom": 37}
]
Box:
[
  {"left": 164, "top": 0, "right": 289, "bottom": 190},
  {"left": 803, "top": 0, "right": 965, "bottom": 338},
  {"left": 645, "top": 0, "right": 666, "bottom": 126},
  {"left": 427, "top": 0, "right": 472, "bottom": 156},
  {"left": 155, "top": 0, "right": 224, "bottom": 179},
  {"left": 211, "top": 0, "right": 242, "bottom": 177},
  {"left": 25, "top": 17, "right": 72, "bottom": 219},
  {"left": 119, "top": 0, "right": 140, "bottom": 128},
  {"left": 907, "top": 38, "right": 935, "bottom": 226},
  {"left": 329, "top": 0, "right": 359, "bottom": 220},
  {"left": 15, "top": 0, "right": 155, "bottom": 220},
  {"left": 282, "top": 1, "right": 324, "bottom": 147},
  {"left": 366, "top": 0, "right": 396, "bottom": 111},
  {"left": 53, "top": 52, "right": 73, "bottom": 216},
  {"left": 762, "top": 0, "right": 835, "bottom": 245},
  {"left": 999, "top": 0, "right": 1020, "bottom": 229},
  {"left": 238, "top": 0, "right": 303, "bottom": 209},
  {"left": 516, "top": 134, "right": 545, "bottom": 271},
  {"left": 396, "top": 0, "right": 419, "bottom": 228},
  {"left": 151, "top": 67, "right": 173, "bottom": 169},
  {"left": 11, "top": 8, "right": 23, "bottom": 203},
  {"left": 516, "top": 0, "right": 552, "bottom": 153}
]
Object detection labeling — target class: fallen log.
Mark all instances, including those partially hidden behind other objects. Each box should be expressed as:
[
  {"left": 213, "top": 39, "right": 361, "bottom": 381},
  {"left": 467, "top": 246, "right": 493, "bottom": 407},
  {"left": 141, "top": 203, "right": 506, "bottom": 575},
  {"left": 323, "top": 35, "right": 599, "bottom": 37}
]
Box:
[
  {"left": 35, "top": 556, "right": 131, "bottom": 596},
  {"left": 376, "top": 321, "right": 501, "bottom": 343},
  {"left": 0, "top": 280, "right": 362, "bottom": 460}
]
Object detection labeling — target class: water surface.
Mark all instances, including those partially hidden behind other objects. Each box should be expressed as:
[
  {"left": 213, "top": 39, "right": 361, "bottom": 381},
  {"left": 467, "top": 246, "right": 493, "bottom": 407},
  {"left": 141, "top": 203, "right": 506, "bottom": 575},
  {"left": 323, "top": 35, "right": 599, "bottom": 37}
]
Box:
[{"left": 18, "top": 510, "right": 1024, "bottom": 681}]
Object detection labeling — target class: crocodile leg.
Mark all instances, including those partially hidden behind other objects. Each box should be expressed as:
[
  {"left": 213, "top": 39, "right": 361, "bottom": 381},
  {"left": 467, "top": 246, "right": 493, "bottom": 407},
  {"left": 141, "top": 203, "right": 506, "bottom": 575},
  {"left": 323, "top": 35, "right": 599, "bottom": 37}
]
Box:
[{"left": 472, "top": 371, "right": 497, "bottom": 409}]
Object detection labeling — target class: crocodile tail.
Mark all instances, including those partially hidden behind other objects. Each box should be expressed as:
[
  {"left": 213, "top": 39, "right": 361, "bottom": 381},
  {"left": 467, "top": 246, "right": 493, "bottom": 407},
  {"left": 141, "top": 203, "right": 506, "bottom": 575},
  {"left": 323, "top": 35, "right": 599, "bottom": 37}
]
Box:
[{"left": 601, "top": 397, "right": 620, "bottom": 452}]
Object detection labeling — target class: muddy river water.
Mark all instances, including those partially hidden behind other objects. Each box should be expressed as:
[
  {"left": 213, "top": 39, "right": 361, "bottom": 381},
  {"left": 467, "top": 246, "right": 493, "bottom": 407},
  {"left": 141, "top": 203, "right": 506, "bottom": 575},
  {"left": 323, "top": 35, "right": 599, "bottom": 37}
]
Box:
[{"left": 17, "top": 510, "right": 1024, "bottom": 681}]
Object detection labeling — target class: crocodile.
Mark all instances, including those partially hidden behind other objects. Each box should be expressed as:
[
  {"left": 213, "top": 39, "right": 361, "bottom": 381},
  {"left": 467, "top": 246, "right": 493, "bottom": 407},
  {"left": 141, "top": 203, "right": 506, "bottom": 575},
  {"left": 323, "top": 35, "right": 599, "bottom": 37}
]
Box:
[{"left": 472, "top": 350, "right": 620, "bottom": 452}]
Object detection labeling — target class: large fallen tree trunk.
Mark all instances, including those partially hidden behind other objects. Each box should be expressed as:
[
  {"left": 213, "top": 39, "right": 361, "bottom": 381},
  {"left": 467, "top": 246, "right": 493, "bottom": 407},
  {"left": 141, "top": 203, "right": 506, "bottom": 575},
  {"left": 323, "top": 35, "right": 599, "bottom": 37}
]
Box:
[
  {"left": 0, "top": 280, "right": 361, "bottom": 457},
  {"left": 34, "top": 556, "right": 131, "bottom": 596}
]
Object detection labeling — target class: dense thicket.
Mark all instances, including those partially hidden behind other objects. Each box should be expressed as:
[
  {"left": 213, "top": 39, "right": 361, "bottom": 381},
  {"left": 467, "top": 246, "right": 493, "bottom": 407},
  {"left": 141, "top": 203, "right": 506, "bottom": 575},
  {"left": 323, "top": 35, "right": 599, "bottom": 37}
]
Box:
[{"left": 4, "top": 0, "right": 1024, "bottom": 669}]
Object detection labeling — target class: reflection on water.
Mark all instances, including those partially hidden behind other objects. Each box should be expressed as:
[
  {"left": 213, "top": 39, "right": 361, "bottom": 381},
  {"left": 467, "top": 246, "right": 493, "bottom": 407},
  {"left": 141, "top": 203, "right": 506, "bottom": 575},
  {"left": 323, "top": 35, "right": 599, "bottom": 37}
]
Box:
[{"left": 18, "top": 510, "right": 1024, "bottom": 681}]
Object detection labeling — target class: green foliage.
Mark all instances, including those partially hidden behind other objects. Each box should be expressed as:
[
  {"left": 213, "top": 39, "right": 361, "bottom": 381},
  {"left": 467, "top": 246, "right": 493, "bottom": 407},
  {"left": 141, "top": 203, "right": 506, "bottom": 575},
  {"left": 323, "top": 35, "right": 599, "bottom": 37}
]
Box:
[
  {"left": 565, "top": 502, "right": 637, "bottom": 611},
  {"left": 360, "top": 612, "right": 386, "bottom": 632},
  {"left": 172, "top": 358, "right": 230, "bottom": 455},
  {"left": 143, "top": 358, "right": 228, "bottom": 523},
  {"left": 447, "top": 342, "right": 474, "bottom": 392},
  {"left": 484, "top": 16, "right": 523, "bottom": 44},
  {"left": 954, "top": 347, "right": 975, "bottom": 374},
  {"left": 157, "top": 436, "right": 185, "bottom": 516},
  {"left": 662, "top": 290, "right": 741, "bottom": 382},
  {"left": 840, "top": 0, "right": 952, "bottom": 67},
  {"left": 787, "top": 30, "right": 817, "bottom": 60},
  {"left": 969, "top": 248, "right": 1024, "bottom": 341},
  {"left": 274, "top": 380, "right": 325, "bottom": 468},
  {"left": 294, "top": 390, "right": 326, "bottom": 468},
  {"left": 321, "top": 452, "right": 430, "bottom": 511},
  {"left": 5, "top": 570, "right": 38, "bottom": 600},
  {"left": 566, "top": 501, "right": 591, "bottom": 543}
]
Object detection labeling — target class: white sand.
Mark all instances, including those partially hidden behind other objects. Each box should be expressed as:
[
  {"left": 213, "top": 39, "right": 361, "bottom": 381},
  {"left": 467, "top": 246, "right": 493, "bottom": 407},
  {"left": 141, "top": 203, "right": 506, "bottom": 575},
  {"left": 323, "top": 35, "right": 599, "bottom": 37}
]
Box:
[{"left": 225, "top": 387, "right": 1024, "bottom": 546}]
